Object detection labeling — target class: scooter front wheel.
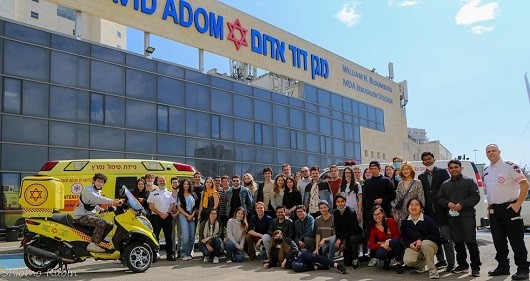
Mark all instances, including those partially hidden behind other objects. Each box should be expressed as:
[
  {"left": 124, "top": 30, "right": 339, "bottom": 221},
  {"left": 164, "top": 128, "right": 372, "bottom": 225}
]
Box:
[
  {"left": 124, "top": 242, "right": 152, "bottom": 273},
  {"left": 24, "top": 249, "right": 58, "bottom": 273}
]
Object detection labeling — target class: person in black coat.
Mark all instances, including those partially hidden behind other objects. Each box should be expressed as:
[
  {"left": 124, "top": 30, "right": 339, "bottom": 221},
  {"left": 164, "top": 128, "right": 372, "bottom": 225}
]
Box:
[
  {"left": 363, "top": 161, "right": 396, "bottom": 218},
  {"left": 334, "top": 193, "right": 364, "bottom": 269}
]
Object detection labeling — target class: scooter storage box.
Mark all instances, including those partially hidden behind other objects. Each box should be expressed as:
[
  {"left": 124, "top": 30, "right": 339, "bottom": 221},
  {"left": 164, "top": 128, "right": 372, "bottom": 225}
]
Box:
[{"left": 19, "top": 176, "right": 64, "bottom": 212}]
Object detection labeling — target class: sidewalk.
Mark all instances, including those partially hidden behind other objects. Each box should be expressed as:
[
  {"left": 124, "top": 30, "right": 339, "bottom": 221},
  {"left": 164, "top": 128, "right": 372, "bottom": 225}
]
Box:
[{"left": 0, "top": 241, "right": 23, "bottom": 255}]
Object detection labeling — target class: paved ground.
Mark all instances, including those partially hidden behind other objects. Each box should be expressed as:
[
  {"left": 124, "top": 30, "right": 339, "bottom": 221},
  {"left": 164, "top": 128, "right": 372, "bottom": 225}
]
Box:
[{"left": 0, "top": 229, "right": 527, "bottom": 281}]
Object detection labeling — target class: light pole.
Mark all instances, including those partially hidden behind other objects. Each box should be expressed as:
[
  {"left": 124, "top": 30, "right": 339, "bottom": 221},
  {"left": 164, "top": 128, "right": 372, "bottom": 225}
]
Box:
[{"left": 473, "top": 149, "right": 478, "bottom": 163}]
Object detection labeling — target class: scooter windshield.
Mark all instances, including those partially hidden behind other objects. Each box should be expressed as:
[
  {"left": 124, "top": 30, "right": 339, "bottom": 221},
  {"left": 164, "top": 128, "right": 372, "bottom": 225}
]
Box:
[{"left": 122, "top": 185, "right": 144, "bottom": 212}]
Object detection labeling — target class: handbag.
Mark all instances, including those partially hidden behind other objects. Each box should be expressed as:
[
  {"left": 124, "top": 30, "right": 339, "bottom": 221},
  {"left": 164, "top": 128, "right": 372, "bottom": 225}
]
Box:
[{"left": 394, "top": 180, "right": 415, "bottom": 209}]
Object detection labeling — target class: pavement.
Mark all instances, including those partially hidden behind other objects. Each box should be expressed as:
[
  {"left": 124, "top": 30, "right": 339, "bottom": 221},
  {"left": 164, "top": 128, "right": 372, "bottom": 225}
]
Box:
[{"left": 0, "top": 229, "right": 528, "bottom": 281}]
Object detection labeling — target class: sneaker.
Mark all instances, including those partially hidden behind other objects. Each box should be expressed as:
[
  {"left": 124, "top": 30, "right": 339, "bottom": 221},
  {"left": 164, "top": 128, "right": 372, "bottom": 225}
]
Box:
[
  {"left": 87, "top": 242, "right": 106, "bottom": 253},
  {"left": 396, "top": 264, "right": 405, "bottom": 274},
  {"left": 446, "top": 264, "right": 455, "bottom": 273},
  {"left": 415, "top": 260, "right": 427, "bottom": 274},
  {"left": 429, "top": 269, "right": 440, "bottom": 279},
  {"left": 182, "top": 256, "right": 192, "bottom": 261},
  {"left": 244, "top": 253, "right": 250, "bottom": 260},
  {"left": 368, "top": 258, "right": 378, "bottom": 267},
  {"left": 471, "top": 269, "right": 480, "bottom": 277},
  {"left": 512, "top": 271, "right": 529, "bottom": 280},
  {"left": 337, "top": 263, "right": 347, "bottom": 274},
  {"left": 352, "top": 259, "right": 360, "bottom": 269},
  {"left": 452, "top": 265, "right": 469, "bottom": 274},
  {"left": 226, "top": 259, "right": 232, "bottom": 263},
  {"left": 203, "top": 257, "right": 209, "bottom": 263},
  {"left": 383, "top": 259, "right": 391, "bottom": 269},
  {"left": 435, "top": 260, "right": 448, "bottom": 268},
  {"left": 213, "top": 257, "right": 219, "bottom": 264}
]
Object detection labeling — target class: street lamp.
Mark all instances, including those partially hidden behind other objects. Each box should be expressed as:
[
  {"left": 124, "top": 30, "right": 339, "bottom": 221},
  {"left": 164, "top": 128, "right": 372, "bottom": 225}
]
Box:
[{"left": 473, "top": 149, "right": 478, "bottom": 163}]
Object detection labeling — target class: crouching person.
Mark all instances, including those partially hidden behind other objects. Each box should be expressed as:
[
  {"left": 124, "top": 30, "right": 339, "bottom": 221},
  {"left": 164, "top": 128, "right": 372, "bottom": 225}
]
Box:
[
  {"left": 367, "top": 205, "right": 404, "bottom": 272},
  {"left": 292, "top": 250, "right": 347, "bottom": 274},
  {"left": 263, "top": 230, "right": 298, "bottom": 269},
  {"left": 199, "top": 209, "right": 223, "bottom": 264},
  {"left": 401, "top": 198, "right": 444, "bottom": 279},
  {"left": 225, "top": 207, "right": 248, "bottom": 263}
]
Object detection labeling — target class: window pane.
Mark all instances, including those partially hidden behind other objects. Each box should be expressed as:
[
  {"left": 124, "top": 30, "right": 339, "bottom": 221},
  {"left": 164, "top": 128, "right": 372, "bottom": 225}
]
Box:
[
  {"left": 275, "top": 127, "right": 289, "bottom": 149},
  {"left": 50, "top": 51, "right": 90, "bottom": 88},
  {"left": 91, "top": 60, "right": 125, "bottom": 96},
  {"left": 233, "top": 82, "right": 252, "bottom": 96},
  {"left": 49, "top": 122, "right": 88, "bottom": 147},
  {"left": 196, "top": 85, "right": 210, "bottom": 111},
  {"left": 353, "top": 125, "right": 360, "bottom": 141},
  {"left": 211, "top": 89, "right": 232, "bottom": 115},
  {"left": 359, "top": 103, "right": 368, "bottom": 118},
  {"left": 126, "top": 100, "right": 156, "bottom": 130},
  {"left": 5, "top": 22, "right": 49, "bottom": 46},
  {"left": 158, "top": 135, "right": 186, "bottom": 156},
  {"left": 296, "top": 131, "right": 306, "bottom": 151},
  {"left": 211, "top": 76, "right": 232, "bottom": 90},
  {"left": 157, "top": 63, "right": 184, "bottom": 79},
  {"left": 262, "top": 124, "right": 273, "bottom": 146},
  {"left": 91, "top": 44, "right": 125, "bottom": 64},
  {"left": 254, "top": 88, "right": 271, "bottom": 100},
  {"left": 368, "top": 106, "right": 376, "bottom": 121},
  {"left": 105, "top": 95, "right": 125, "bottom": 126},
  {"left": 51, "top": 34, "right": 90, "bottom": 55},
  {"left": 3, "top": 78, "right": 21, "bottom": 114},
  {"left": 273, "top": 104, "right": 289, "bottom": 126},
  {"left": 306, "top": 133, "right": 319, "bottom": 153},
  {"left": 376, "top": 109, "right": 384, "bottom": 123},
  {"left": 22, "top": 81, "right": 48, "bottom": 117},
  {"left": 90, "top": 126, "right": 125, "bottom": 151},
  {"left": 289, "top": 108, "right": 304, "bottom": 130},
  {"left": 333, "top": 139, "right": 345, "bottom": 157},
  {"left": 317, "top": 89, "right": 331, "bottom": 107},
  {"left": 126, "top": 54, "right": 156, "bottom": 72},
  {"left": 90, "top": 150, "right": 125, "bottom": 159},
  {"left": 304, "top": 84, "right": 317, "bottom": 102},
  {"left": 345, "top": 142, "right": 354, "bottom": 158},
  {"left": 305, "top": 112, "right": 319, "bottom": 133},
  {"left": 50, "top": 86, "right": 89, "bottom": 122},
  {"left": 157, "top": 76, "right": 185, "bottom": 106},
  {"left": 331, "top": 94, "right": 342, "bottom": 110},
  {"left": 235, "top": 144, "right": 253, "bottom": 161},
  {"left": 126, "top": 69, "right": 155, "bottom": 100},
  {"left": 169, "top": 107, "right": 185, "bottom": 135},
  {"left": 90, "top": 93, "right": 104, "bottom": 124},
  {"left": 234, "top": 119, "right": 253, "bottom": 143},
  {"left": 220, "top": 117, "right": 233, "bottom": 141},
  {"left": 319, "top": 116, "right": 331, "bottom": 135},
  {"left": 2, "top": 116, "right": 47, "bottom": 144},
  {"left": 49, "top": 148, "right": 89, "bottom": 160},
  {"left": 275, "top": 150, "right": 290, "bottom": 164},
  {"left": 342, "top": 97, "right": 352, "bottom": 112},
  {"left": 157, "top": 105, "right": 168, "bottom": 132},
  {"left": 211, "top": 115, "right": 220, "bottom": 139},
  {"left": 272, "top": 94, "right": 288, "bottom": 104},
  {"left": 254, "top": 100, "right": 271, "bottom": 122},
  {"left": 4, "top": 41, "right": 50, "bottom": 81},
  {"left": 254, "top": 123, "right": 262, "bottom": 145},
  {"left": 185, "top": 69, "right": 209, "bottom": 84},
  {"left": 255, "top": 147, "right": 273, "bottom": 164},
  {"left": 332, "top": 119, "right": 344, "bottom": 138},
  {"left": 186, "top": 111, "right": 209, "bottom": 138},
  {"left": 352, "top": 100, "right": 359, "bottom": 116},
  {"left": 186, "top": 139, "right": 210, "bottom": 157},
  {"left": 2, "top": 144, "right": 47, "bottom": 171},
  {"left": 234, "top": 95, "right": 252, "bottom": 118},
  {"left": 126, "top": 131, "right": 155, "bottom": 154}
]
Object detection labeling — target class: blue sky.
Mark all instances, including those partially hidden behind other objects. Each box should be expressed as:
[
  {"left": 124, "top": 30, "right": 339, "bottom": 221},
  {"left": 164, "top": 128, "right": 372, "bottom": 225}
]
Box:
[{"left": 127, "top": 0, "right": 530, "bottom": 167}]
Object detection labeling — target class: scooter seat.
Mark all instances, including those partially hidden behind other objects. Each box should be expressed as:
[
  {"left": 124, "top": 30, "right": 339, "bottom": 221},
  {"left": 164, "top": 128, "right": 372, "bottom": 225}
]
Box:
[{"left": 50, "top": 214, "right": 94, "bottom": 236}]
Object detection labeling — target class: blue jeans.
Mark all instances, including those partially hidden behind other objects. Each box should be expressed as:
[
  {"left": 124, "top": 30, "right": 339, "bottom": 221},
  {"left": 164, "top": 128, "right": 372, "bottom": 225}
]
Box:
[
  {"left": 375, "top": 238, "right": 404, "bottom": 262},
  {"left": 292, "top": 250, "right": 334, "bottom": 272},
  {"left": 319, "top": 235, "right": 337, "bottom": 261},
  {"left": 178, "top": 215, "right": 195, "bottom": 257},
  {"left": 225, "top": 240, "right": 245, "bottom": 262},
  {"left": 199, "top": 238, "right": 222, "bottom": 259}
]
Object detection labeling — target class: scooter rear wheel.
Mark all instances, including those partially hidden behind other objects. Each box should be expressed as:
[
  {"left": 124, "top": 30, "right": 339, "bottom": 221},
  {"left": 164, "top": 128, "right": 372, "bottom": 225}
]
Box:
[
  {"left": 24, "top": 249, "right": 58, "bottom": 273},
  {"left": 124, "top": 242, "right": 152, "bottom": 273}
]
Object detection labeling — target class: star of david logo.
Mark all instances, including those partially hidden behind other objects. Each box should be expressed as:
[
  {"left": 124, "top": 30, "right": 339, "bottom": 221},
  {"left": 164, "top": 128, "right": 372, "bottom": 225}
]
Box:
[
  {"left": 226, "top": 19, "right": 248, "bottom": 50},
  {"left": 24, "top": 184, "right": 48, "bottom": 206}
]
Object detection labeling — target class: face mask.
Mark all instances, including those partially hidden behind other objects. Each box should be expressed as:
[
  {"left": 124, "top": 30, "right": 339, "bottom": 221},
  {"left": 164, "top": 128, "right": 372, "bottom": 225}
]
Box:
[
  {"left": 448, "top": 209, "right": 460, "bottom": 217},
  {"left": 393, "top": 162, "right": 401, "bottom": 169},
  {"left": 395, "top": 175, "right": 402, "bottom": 182},
  {"left": 274, "top": 237, "right": 283, "bottom": 244},
  {"left": 337, "top": 206, "right": 346, "bottom": 212},
  {"left": 425, "top": 164, "right": 435, "bottom": 171}
]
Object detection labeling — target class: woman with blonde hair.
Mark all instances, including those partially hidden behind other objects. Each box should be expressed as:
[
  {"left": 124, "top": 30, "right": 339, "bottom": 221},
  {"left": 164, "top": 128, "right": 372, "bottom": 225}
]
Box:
[
  {"left": 263, "top": 230, "right": 299, "bottom": 269},
  {"left": 269, "top": 174, "right": 286, "bottom": 217},
  {"left": 225, "top": 207, "right": 248, "bottom": 263},
  {"left": 392, "top": 162, "right": 425, "bottom": 226},
  {"left": 243, "top": 173, "right": 258, "bottom": 199}
]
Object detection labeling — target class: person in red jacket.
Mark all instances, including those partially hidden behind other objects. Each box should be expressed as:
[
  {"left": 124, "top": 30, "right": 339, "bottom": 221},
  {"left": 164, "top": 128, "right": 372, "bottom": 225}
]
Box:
[{"left": 367, "top": 205, "right": 404, "bottom": 273}]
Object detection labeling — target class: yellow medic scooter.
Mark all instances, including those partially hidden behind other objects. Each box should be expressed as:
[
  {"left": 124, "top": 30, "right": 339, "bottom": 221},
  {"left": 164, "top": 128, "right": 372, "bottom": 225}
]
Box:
[{"left": 20, "top": 185, "right": 158, "bottom": 273}]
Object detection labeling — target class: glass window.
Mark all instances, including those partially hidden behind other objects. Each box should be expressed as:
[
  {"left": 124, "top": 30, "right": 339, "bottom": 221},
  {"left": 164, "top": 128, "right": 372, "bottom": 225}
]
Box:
[
  {"left": 306, "top": 133, "right": 319, "bottom": 153},
  {"left": 234, "top": 119, "right": 253, "bottom": 144},
  {"left": 319, "top": 106, "right": 330, "bottom": 116},
  {"left": 290, "top": 151, "right": 305, "bottom": 168},
  {"left": 4, "top": 40, "right": 49, "bottom": 81},
  {"left": 296, "top": 131, "right": 306, "bottom": 151},
  {"left": 185, "top": 139, "right": 210, "bottom": 157},
  {"left": 360, "top": 118, "right": 368, "bottom": 127},
  {"left": 355, "top": 143, "right": 361, "bottom": 160},
  {"left": 185, "top": 69, "right": 209, "bottom": 84},
  {"left": 304, "top": 84, "right": 317, "bottom": 103},
  {"left": 317, "top": 89, "right": 331, "bottom": 107},
  {"left": 91, "top": 44, "right": 125, "bottom": 64},
  {"left": 186, "top": 84, "right": 210, "bottom": 110},
  {"left": 2, "top": 116, "right": 47, "bottom": 144},
  {"left": 255, "top": 147, "right": 273, "bottom": 164},
  {"left": 105, "top": 95, "right": 125, "bottom": 126},
  {"left": 344, "top": 123, "right": 354, "bottom": 140},
  {"left": 126, "top": 54, "right": 156, "bottom": 72},
  {"left": 51, "top": 34, "right": 90, "bottom": 55},
  {"left": 376, "top": 109, "right": 384, "bottom": 123},
  {"left": 368, "top": 121, "right": 377, "bottom": 129},
  {"left": 273, "top": 104, "right": 289, "bottom": 126},
  {"left": 168, "top": 107, "right": 185, "bottom": 135},
  {"left": 157, "top": 76, "right": 185, "bottom": 106},
  {"left": 2, "top": 144, "right": 47, "bottom": 171},
  {"left": 211, "top": 115, "right": 220, "bottom": 139},
  {"left": 211, "top": 89, "right": 232, "bottom": 115},
  {"left": 234, "top": 94, "right": 252, "bottom": 118},
  {"left": 325, "top": 136, "right": 333, "bottom": 155},
  {"left": 368, "top": 106, "right": 376, "bottom": 121},
  {"left": 331, "top": 94, "right": 342, "bottom": 110},
  {"left": 211, "top": 141, "right": 235, "bottom": 161},
  {"left": 332, "top": 110, "right": 342, "bottom": 119},
  {"left": 305, "top": 101, "right": 318, "bottom": 112},
  {"left": 305, "top": 112, "right": 319, "bottom": 133},
  {"left": 272, "top": 93, "right": 288, "bottom": 104},
  {"left": 353, "top": 125, "right": 360, "bottom": 142},
  {"left": 211, "top": 76, "right": 232, "bottom": 90},
  {"left": 5, "top": 22, "right": 49, "bottom": 46},
  {"left": 23, "top": 81, "right": 48, "bottom": 117},
  {"left": 275, "top": 150, "right": 290, "bottom": 165},
  {"left": 275, "top": 127, "right": 289, "bottom": 149},
  {"left": 157, "top": 135, "right": 186, "bottom": 156},
  {"left": 3, "top": 78, "right": 21, "bottom": 114},
  {"left": 351, "top": 100, "right": 359, "bottom": 116},
  {"left": 186, "top": 111, "right": 209, "bottom": 138},
  {"left": 289, "top": 108, "right": 304, "bottom": 130},
  {"left": 333, "top": 139, "right": 345, "bottom": 157},
  {"left": 49, "top": 148, "right": 89, "bottom": 161},
  {"left": 233, "top": 82, "right": 252, "bottom": 96},
  {"left": 345, "top": 142, "right": 354, "bottom": 158},
  {"left": 319, "top": 116, "right": 331, "bottom": 135},
  {"left": 342, "top": 97, "right": 352, "bottom": 112},
  {"left": 90, "top": 93, "right": 104, "bottom": 124},
  {"left": 50, "top": 86, "right": 89, "bottom": 122},
  {"left": 235, "top": 144, "right": 253, "bottom": 161},
  {"left": 344, "top": 114, "right": 353, "bottom": 123},
  {"left": 50, "top": 51, "right": 90, "bottom": 88},
  {"left": 90, "top": 126, "right": 125, "bottom": 151},
  {"left": 254, "top": 88, "right": 271, "bottom": 100},
  {"left": 89, "top": 150, "right": 125, "bottom": 159},
  {"left": 57, "top": 6, "right": 76, "bottom": 21},
  {"left": 157, "top": 63, "right": 184, "bottom": 79},
  {"left": 157, "top": 105, "right": 168, "bottom": 132},
  {"left": 254, "top": 123, "right": 262, "bottom": 145},
  {"left": 126, "top": 131, "right": 155, "bottom": 154},
  {"left": 126, "top": 69, "right": 156, "bottom": 100},
  {"left": 49, "top": 122, "right": 88, "bottom": 147},
  {"left": 261, "top": 124, "right": 273, "bottom": 146},
  {"left": 290, "top": 130, "right": 297, "bottom": 150},
  {"left": 126, "top": 100, "right": 156, "bottom": 131},
  {"left": 91, "top": 60, "right": 125, "bottom": 96},
  {"left": 332, "top": 119, "right": 344, "bottom": 138},
  {"left": 377, "top": 123, "right": 385, "bottom": 132},
  {"left": 359, "top": 103, "right": 368, "bottom": 118},
  {"left": 288, "top": 96, "right": 303, "bottom": 108},
  {"left": 220, "top": 117, "right": 233, "bottom": 141},
  {"left": 306, "top": 154, "right": 320, "bottom": 167},
  {"left": 254, "top": 100, "right": 271, "bottom": 123}
]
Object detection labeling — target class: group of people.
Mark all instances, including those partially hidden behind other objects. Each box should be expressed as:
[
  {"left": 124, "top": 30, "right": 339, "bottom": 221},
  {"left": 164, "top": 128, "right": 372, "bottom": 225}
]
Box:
[{"left": 75, "top": 145, "right": 529, "bottom": 280}]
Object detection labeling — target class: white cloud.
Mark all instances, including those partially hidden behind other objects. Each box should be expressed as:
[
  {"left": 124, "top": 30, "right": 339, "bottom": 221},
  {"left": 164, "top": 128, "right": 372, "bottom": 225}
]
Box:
[
  {"left": 470, "top": 25, "right": 494, "bottom": 34},
  {"left": 455, "top": 0, "right": 499, "bottom": 25},
  {"left": 335, "top": 1, "right": 361, "bottom": 27},
  {"left": 389, "top": 0, "right": 421, "bottom": 7}
]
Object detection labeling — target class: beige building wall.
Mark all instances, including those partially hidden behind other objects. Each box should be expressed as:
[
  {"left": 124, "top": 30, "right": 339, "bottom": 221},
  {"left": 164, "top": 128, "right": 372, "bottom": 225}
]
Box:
[
  {"left": 0, "top": 0, "right": 126, "bottom": 48},
  {"left": 407, "top": 139, "right": 452, "bottom": 161}
]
